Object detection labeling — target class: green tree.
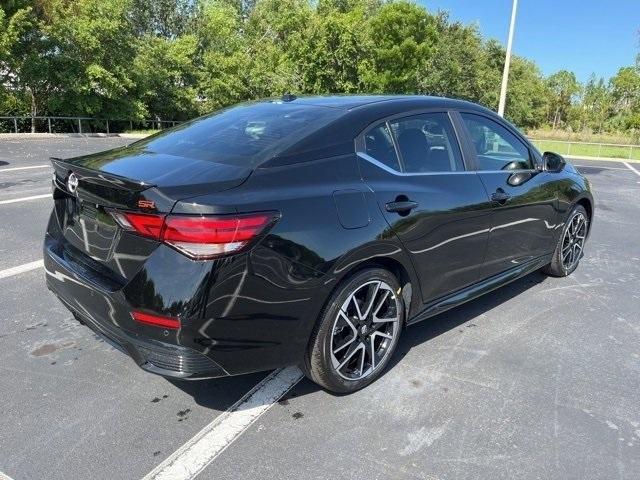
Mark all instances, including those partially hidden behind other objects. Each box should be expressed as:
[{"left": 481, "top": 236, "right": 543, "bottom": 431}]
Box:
[
  {"left": 609, "top": 66, "right": 640, "bottom": 130},
  {"left": 505, "top": 57, "right": 549, "bottom": 129},
  {"left": 417, "top": 17, "right": 499, "bottom": 106},
  {"left": 130, "top": 0, "right": 196, "bottom": 38},
  {"left": 546, "top": 70, "right": 580, "bottom": 129},
  {"left": 1, "top": 0, "right": 638, "bottom": 137},
  {"left": 290, "top": 7, "right": 366, "bottom": 94},
  {"left": 0, "top": 2, "right": 49, "bottom": 130},
  {"left": 133, "top": 34, "right": 199, "bottom": 120},
  {"left": 44, "top": 0, "right": 141, "bottom": 118},
  {"left": 576, "top": 75, "right": 613, "bottom": 132},
  {"left": 0, "top": 4, "right": 32, "bottom": 114},
  {"left": 361, "top": 1, "right": 437, "bottom": 93}
]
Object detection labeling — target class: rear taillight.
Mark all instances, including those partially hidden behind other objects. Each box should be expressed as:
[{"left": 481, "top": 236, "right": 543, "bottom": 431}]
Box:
[
  {"left": 111, "top": 211, "right": 278, "bottom": 260},
  {"left": 111, "top": 212, "right": 165, "bottom": 239}
]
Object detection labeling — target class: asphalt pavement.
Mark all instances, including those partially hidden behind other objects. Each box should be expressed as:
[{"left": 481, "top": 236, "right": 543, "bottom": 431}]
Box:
[{"left": 0, "top": 137, "right": 638, "bottom": 480}]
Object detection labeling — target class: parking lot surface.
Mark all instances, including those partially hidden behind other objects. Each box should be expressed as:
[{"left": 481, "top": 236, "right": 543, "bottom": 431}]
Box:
[{"left": 0, "top": 137, "right": 638, "bottom": 480}]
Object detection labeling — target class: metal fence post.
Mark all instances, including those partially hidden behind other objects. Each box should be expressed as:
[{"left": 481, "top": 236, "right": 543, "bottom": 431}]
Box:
[
  {"left": 598, "top": 143, "right": 602, "bottom": 158},
  {"left": 106, "top": 119, "right": 109, "bottom": 135},
  {"left": 13, "top": 117, "right": 18, "bottom": 133},
  {"left": 78, "top": 118, "right": 82, "bottom": 134},
  {"left": 629, "top": 145, "right": 633, "bottom": 160},
  {"left": 48, "top": 117, "right": 52, "bottom": 134},
  {"left": 567, "top": 142, "right": 572, "bottom": 155}
]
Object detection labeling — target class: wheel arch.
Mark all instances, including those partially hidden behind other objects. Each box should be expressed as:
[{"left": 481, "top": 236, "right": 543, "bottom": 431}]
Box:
[
  {"left": 575, "top": 196, "right": 594, "bottom": 235},
  {"left": 328, "top": 250, "right": 421, "bottom": 327}
]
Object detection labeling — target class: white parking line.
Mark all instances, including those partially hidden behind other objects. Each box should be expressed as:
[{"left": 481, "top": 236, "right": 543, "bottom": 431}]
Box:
[
  {"left": 144, "top": 366, "right": 304, "bottom": 480},
  {"left": 0, "top": 193, "right": 51, "bottom": 205},
  {"left": 623, "top": 162, "right": 640, "bottom": 178},
  {"left": 574, "top": 164, "right": 629, "bottom": 171},
  {"left": 0, "top": 471, "right": 16, "bottom": 480},
  {"left": 0, "top": 260, "right": 44, "bottom": 280},
  {"left": 0, "top": 164, "right": 50, "bottom": 173}
]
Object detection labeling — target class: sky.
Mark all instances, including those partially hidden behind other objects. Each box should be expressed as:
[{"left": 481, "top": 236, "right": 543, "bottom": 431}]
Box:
[{"left": 420, "top": 0, "right": 639, "bottom": 82}]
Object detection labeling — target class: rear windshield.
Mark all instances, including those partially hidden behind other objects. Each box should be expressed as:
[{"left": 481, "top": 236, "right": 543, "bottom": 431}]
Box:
[{"left": 133, "top": 102, "right": 342, "bottom": 167}]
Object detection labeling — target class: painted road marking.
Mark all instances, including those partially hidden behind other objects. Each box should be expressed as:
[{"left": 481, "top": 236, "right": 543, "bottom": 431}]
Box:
[
  {"left": 574, "top": 164, "right": 629, "bottom": 171},
  {"left": 0, "top": 260, "right": 44, "bottom": 280},
  {"left": 623, "top": 162, "right": 640, "bottom": 178},
  {"left": 143, "top": 366, "right": 304, "bottom": 480},
  {"left": 0, "top": 471, "right": 16, "bottom": 480},
  {"left": 0, "top": 164, "right": 50, "bottom": 173},
  {"left": 0, "top": 193, "right": 51, "bottom": 205}
]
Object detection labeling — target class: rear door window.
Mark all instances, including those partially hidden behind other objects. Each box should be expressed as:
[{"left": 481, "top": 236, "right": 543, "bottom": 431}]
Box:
[
  {"left": 363, "top": 123, "right": 402, "bottom": 171},
  {"left": 360, "top": 112, "right": 464, "bottom": 173},
  {"left": 132, "top": 102, "right": 342, "bottom": 168},
  {"left": 389, "top": 113, "right": 464, "bottom": 173}
]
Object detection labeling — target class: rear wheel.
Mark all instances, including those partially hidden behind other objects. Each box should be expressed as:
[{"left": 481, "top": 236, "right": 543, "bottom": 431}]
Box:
[
  {"left": 543, "top": 205, "right": 589, "bottom": 277},
  {"left": 304, "top": 268, "right": 404, "bottom": 393}
]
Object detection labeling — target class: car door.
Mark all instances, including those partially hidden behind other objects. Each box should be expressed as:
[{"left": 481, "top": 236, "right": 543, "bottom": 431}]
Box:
[
  {"left": 356, "top": 111, "right": 493, "bottom": 304},
  {"left": 455, "top": 111, "right": 558, "bottom": 279}
]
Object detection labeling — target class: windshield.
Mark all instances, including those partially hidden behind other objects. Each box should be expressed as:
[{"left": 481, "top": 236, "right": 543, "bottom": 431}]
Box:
[{"left": 133, "top": 102, "right": 342, "bottom": 167}]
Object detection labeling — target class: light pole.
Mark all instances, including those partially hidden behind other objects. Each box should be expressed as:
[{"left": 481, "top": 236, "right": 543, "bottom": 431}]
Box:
[{"left": 498, "top": 0, "right": 518, "bottom": 117}]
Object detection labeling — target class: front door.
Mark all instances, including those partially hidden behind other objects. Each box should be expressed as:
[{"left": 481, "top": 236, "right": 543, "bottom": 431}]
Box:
[
  {"left": 457, "top": 112, "right": 558, "bottom": 279},
  {"left": 357, "top": 111, "right": 493, "bottom": 304}
]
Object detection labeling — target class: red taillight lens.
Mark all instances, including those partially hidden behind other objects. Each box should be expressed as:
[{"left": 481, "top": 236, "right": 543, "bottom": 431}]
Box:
[
  {"left": 161, "top": 213, "right": 275, "bottom": 259},
  {"left": 131, "top": 310, "right": 180, "bottom": 329},
  {"left": 112, "top": 211, "right": 277, "bottom": 260},
  {"left": 111, "top": 212, "right": 165, "bottom": 240}
]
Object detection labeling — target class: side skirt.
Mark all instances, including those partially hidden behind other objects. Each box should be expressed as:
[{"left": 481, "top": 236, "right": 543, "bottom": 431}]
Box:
[{"left": 407, "top": 254, "right": 552, "bottom": 326}]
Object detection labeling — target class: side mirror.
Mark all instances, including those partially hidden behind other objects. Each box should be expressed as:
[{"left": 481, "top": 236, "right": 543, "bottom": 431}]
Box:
[{"left": 543, "top": 151, "right": 566, "bottom": 172}]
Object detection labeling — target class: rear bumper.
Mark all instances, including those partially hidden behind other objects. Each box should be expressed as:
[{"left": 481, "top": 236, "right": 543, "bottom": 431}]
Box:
[{"left": 44, "top": 237, "right": 228, "bottom": 379}]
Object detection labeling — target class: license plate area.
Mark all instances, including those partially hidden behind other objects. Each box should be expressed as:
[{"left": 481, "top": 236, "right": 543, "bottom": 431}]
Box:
[{"left": 60, "top": 196, "right": 119, "bottom": 261}]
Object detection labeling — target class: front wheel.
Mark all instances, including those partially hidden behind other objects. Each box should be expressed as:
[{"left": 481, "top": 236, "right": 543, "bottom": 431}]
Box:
[
  {"left": 303, "top": 268, "right": 404, "bottom": 393},
  {"left": 543, "top": 205, "right": 589, "bottom": 277}
]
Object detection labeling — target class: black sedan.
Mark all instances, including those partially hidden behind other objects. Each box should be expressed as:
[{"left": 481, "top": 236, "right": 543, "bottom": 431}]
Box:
[{"left": 44, "top": 95, "right": 593, "bottom": 393}]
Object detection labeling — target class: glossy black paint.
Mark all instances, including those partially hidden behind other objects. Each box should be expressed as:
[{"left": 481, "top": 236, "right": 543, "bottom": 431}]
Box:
[{"left": 44, "top": 95, "right": 594, "bottom": 379}]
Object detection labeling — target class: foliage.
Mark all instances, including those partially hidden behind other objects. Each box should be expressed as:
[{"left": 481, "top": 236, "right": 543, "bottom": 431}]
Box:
[{"left": 0, "top": 0, "right": 639, "bottom": 136}]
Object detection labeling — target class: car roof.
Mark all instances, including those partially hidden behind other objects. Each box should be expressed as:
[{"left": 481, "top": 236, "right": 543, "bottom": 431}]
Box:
[
  {"left": 263, "top": 94, "right": 506, "bottom": 168},
  {"left": 269, "top": 94, "right": 487, "bottom": 112}
]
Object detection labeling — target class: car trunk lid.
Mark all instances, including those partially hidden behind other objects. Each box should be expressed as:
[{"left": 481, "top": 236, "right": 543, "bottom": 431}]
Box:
[{"left": 49, "top": 151, "right": 253, "bottom": 281}]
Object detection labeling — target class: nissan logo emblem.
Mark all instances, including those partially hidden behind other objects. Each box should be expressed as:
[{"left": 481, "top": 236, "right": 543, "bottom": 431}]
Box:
[{"left": 67, "top": 173, "right": 79, "bottom": 194}]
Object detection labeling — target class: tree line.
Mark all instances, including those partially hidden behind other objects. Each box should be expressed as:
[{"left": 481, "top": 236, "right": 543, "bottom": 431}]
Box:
[{"left": 1, "top": 0, "right": 639, "bottom": 136}]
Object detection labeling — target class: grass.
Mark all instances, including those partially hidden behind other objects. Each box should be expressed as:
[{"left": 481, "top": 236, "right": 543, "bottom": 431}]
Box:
[
  {"left": 531, "top": 139, "right": 640, "bottom": 161},
  {"left": 526, "top": 128, "right": 640, "bottom": 145},
  {"left": 122, "top": 129, "right": 160, "bottom": 135}
]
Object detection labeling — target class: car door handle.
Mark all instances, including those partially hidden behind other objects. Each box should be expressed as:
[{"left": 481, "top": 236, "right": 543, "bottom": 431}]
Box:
[
  {"left": 491, "top": 189, "right": 511, "bottom": 204},
  {"left": 385, "top": 200, "right": 419, "bottom": 213}
]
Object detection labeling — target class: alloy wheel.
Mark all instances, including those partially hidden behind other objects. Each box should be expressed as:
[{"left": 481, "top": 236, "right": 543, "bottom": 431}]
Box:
[
  {"left": 561, "top": 212, "right": 587, "bottom": 271},
  {"left": 330, "top": 280, "right": 400, "bottom": 381}
]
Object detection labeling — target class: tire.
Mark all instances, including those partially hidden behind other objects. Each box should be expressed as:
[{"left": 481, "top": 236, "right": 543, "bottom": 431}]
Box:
[
  {"left": 542, "top": 204, "right": 589, "bottom": 277},
  {"left": 303, "top": 268, "right": 404, "bottom": 393}
]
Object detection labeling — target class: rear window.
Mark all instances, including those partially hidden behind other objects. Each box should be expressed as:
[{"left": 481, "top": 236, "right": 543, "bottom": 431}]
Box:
[{"left": 133, "top": 102, "right": 342, "bottom": 167}]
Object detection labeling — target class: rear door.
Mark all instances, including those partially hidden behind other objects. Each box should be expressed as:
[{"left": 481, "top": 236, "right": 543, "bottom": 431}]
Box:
[
  {"left": 455, "top": 112, "right": 558, "bottom": 278},
  {"left": 357, "top": 111, "right": 492, "bottom": 304}
]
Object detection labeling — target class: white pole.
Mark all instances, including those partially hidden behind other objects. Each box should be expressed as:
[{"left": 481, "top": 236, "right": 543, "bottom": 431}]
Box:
[{"left": 498, "top": 0, "right": 518, "bottom": 117}]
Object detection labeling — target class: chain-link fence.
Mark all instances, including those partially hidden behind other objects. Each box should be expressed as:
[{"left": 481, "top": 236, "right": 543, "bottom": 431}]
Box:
[{"left": 530, "top": 139, "right": 640, "bottom": 161}]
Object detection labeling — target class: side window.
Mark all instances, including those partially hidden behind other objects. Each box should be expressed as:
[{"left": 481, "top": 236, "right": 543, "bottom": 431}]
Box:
[
  {"left": 460, "top": 113, "right": 534, "bottom": 171},
  {"left": 389, "top": 113, "right": 464, "bottom": 173},
  {"left": 363, "top": 123, "right": 401, "bottom": 172}
]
